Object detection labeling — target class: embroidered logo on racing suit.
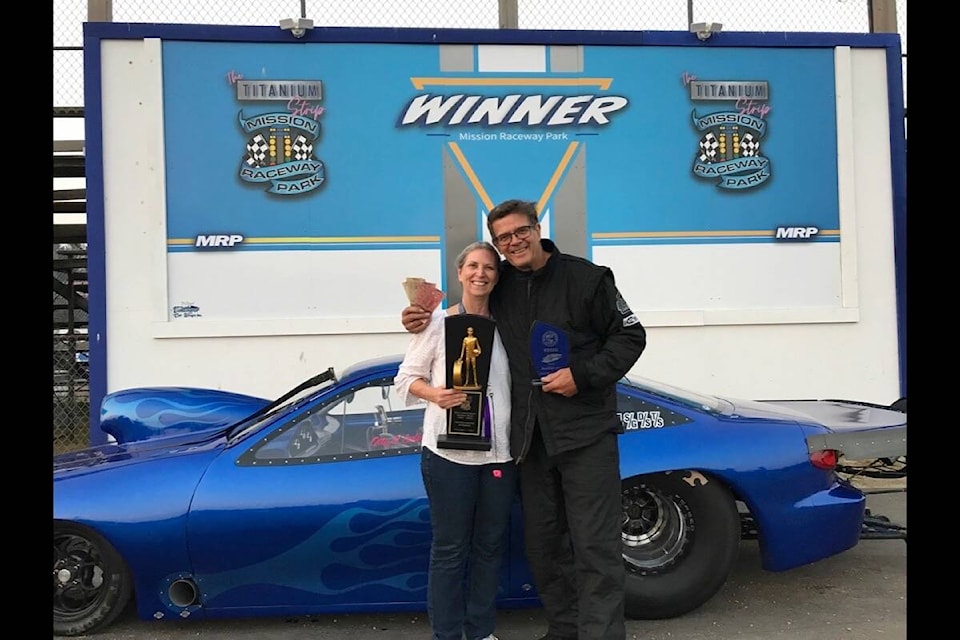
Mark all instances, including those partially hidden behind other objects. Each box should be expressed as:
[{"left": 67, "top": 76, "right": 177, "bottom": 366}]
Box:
[{"left": 615, "top": 291, "right": 639, "bottom": 327}]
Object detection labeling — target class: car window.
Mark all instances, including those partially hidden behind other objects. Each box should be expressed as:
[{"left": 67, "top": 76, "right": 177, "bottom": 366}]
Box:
[{"left": 240, "top": 377, "right": 425, "bottom": 466}]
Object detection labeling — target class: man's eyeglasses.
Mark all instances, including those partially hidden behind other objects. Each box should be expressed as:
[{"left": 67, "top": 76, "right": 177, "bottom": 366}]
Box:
[{"left": 493, "top": 224, "right": 535, "bottom": 247}]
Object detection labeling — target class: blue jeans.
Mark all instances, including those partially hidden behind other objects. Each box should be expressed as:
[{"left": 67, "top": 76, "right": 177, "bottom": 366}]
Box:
[{"left": 420, "top": 446, "right": 518, "bottom": 640}]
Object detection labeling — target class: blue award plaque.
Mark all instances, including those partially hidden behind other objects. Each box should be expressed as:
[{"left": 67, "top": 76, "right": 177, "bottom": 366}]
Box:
[{"left": 530, "top": 321, "right": 570, "bottom": 385}]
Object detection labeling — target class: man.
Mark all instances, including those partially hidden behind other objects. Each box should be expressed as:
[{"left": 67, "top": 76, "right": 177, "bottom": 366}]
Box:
[{"left": 402, "top": 199, "right": 647, "bottom": 640}]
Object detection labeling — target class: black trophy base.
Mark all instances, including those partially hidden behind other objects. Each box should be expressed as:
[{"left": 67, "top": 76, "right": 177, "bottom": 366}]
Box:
[{"left": 436, "top": 434, "right": 492, "bottom": 451}]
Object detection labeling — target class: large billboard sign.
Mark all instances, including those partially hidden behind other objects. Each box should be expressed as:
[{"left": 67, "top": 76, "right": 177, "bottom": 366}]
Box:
[
  {"left": 83, "top": 24, "right": 906, "bottom": 435},
  {"left": 157, "top": 38, "right": 853, "bottom": 321}
]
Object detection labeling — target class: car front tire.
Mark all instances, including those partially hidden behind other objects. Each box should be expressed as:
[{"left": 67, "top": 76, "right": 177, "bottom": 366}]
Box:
[
  {"left": 54, "top": 521, "right": 133, "bottom": 637},
  {"left": 621, "top": 470, "right": 740, "bottom": 619}
]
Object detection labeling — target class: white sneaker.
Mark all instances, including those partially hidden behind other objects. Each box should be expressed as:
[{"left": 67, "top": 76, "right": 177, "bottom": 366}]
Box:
[{"left": 477, "top": 635, "right": 499, "bottom": 640}]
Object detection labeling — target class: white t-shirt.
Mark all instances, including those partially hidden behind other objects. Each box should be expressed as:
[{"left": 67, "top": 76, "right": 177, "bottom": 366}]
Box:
[{"left": 394, "top": 306, "right": 513, "bottom": 464}]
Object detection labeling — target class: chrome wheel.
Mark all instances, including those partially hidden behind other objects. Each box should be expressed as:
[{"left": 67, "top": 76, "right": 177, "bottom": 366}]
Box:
[{"left": 621, "top": 482, "right": 690, "bottom": 574}]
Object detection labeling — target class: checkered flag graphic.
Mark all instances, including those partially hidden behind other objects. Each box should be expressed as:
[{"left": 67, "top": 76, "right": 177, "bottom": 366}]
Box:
[
  {"left": 245, "top": 134, "right": 269, "bottom": 167},
  {"left": 291, "top": 135, "right": 314, "bottom": 161},
  {"left": 740, "top": 132, "right": 760, "bottom": 157},
  {"left": 699, "top": 132, "right": 719, "bottom": 163}
]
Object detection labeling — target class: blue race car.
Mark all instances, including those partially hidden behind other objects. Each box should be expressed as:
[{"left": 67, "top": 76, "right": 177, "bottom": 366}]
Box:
[{"left": 53, "top": 355, "right": 907, "bottom": 637}]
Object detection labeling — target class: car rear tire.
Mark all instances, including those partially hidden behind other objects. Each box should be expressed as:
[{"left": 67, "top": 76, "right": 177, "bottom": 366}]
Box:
[
  {"left": 54, "top": 521, "right": 133, "bottom": 637},
  {"left": 621, "top": 470, "right": 740, "bottom": 619}
]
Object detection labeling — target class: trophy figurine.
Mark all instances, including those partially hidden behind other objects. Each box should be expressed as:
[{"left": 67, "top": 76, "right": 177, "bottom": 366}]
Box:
[
  {"left": 454, "top": 327, "right": 482, "bottom": 389},
  {"left": 440, "top": 314, "right": 496, "bottom": 451}
]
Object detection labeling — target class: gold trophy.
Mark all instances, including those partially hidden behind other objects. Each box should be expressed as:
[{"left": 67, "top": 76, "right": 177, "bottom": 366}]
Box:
[
  {"left": 441, "top": 315, "right": 496, "bottom": 451},
  {"left": 453, "top": 327, "right": 482, "bottom": 389}
]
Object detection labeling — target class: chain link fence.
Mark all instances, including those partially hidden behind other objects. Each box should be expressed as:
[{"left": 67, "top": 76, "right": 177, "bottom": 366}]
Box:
[
  {"left": 51, "top": 0, "right": 907, "bottom": 452},
  {"left": 53, "top": 0, "right": 907, "bottom": 108},
  {"left": 53, "top": 242, "right": 89, "bottom": 454}
]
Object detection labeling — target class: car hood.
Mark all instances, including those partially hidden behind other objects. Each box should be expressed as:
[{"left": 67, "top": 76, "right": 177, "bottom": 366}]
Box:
[
  {"left": 54, "top": 429, "right": 226, "bottom": 474},
  {"left": 100, "top": 386, "right": 269, "bottom": 444}
]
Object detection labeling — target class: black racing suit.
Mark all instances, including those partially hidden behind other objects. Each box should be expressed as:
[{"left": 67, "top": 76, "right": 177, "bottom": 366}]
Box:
[{"left": 489, "top": 239, "right": 647, "bottom": 640}]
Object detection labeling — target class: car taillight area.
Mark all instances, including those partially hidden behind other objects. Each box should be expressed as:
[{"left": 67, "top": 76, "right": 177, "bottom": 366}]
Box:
[{"left": 809, "top": 449, "right": 838, "bottom": 470}]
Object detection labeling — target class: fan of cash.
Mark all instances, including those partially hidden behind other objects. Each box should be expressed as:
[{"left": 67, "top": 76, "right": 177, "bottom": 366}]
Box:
[{"left": 402, "top": 277, "right": 445, "bottom": 312}]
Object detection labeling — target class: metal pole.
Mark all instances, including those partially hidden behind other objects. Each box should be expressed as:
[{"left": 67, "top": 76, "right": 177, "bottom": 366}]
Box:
[
  {"left": 498, "top": 0, "right": 519, "bottom": 29},
  {"left": 868, "top": 0, "right": 898, "bottom": 33},
  {"left": 87, "top": 0, "right": 113, "bottom": 22},
  {"left": 687, "top": 0, "right": 694, "bottom": 27}
]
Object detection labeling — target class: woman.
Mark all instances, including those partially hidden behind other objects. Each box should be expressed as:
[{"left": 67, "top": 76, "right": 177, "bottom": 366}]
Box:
[{"left": 394, "top": 241, "right": 514, "bottom": 640}]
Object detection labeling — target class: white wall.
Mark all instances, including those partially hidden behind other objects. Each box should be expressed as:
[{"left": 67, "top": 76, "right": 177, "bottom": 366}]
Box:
[{"left": 98, "top": 40, "right": 900, "bottom": 405}]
